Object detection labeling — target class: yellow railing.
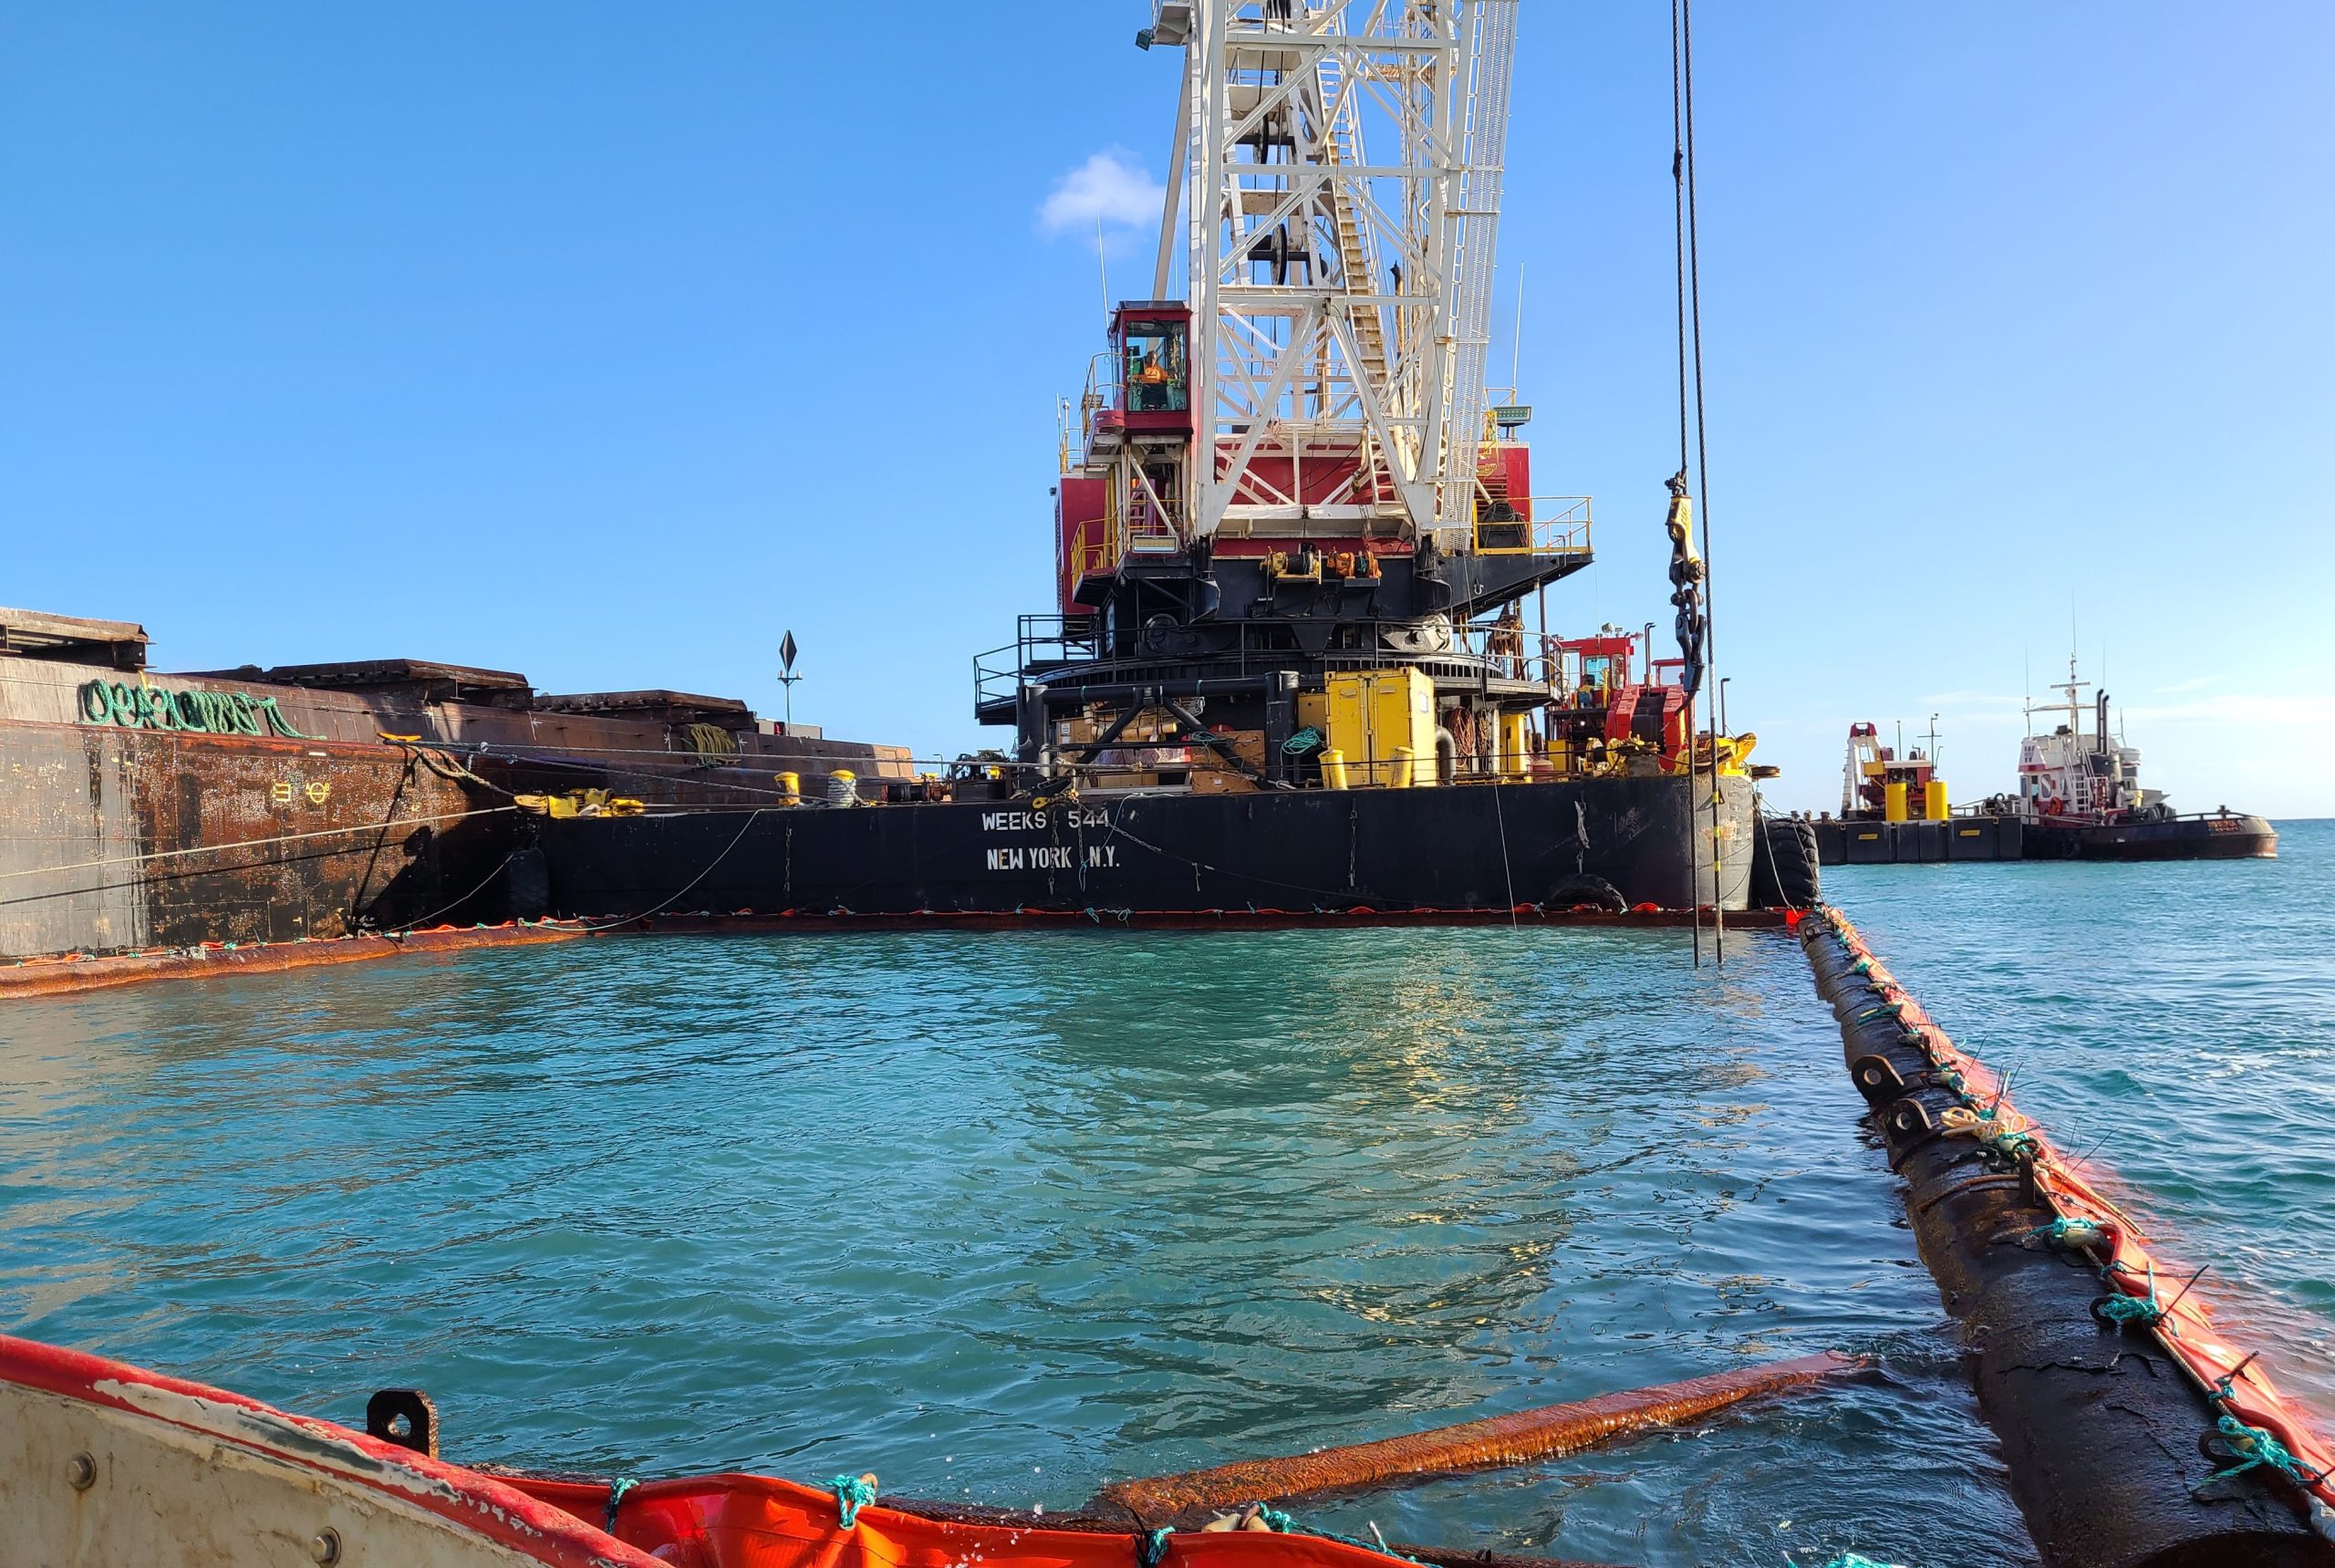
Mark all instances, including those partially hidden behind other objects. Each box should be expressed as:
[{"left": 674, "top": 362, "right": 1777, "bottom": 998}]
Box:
[
  {"left": 1472, "top": 496, "right": 1593, "bottom": 556},
  {"left": 1067, "top": 486, "right": 1186, "bottom": 594}
]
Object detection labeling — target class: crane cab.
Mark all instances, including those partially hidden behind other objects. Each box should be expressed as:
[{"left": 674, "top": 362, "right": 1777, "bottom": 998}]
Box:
[{"left": 1112, "top": 304, "right": 1191, "bottom": 436}]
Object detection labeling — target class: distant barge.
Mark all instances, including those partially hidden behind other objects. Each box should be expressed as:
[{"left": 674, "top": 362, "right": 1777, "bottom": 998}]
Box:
[{"left": 1811, "top": 670, "right": 2277, "bottom": 867}]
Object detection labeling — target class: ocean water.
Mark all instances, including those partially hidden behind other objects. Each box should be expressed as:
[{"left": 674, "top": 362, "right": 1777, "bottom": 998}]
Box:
[{"left": 2, "top": 824, "right": 2328, "bottom": 1568}]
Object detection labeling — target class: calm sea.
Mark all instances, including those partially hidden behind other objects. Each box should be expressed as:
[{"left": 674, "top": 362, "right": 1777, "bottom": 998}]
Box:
[{"left": 5, "top": 821, "right": 2329, "bottom": 1567}]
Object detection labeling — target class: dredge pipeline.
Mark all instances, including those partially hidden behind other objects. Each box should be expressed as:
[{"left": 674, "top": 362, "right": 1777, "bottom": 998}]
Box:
[{"left": 1796, "top": 905, "right": 2335, "bottom": 1568}]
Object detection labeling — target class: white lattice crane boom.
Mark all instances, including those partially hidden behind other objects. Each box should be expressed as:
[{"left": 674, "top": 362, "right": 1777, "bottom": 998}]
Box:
[{"left": 1147, "top": 0, "right": 1519, "bottom": 545}]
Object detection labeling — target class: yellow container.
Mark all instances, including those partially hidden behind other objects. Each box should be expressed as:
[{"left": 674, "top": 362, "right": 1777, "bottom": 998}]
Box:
[
  {"left": 1884, "top": 781, "right": 1909, "bottom": 823},
  {"left": 1925, "top": 780, "right": 1949, "bottom": 821},
  {"left": 1319, "top": 748, "right": 1349, "bottom": 791},
  {"left": 1387, "top": 745, "right": 1416, "bottom": 789},
  {"left": 1324, "top": 668, "right": 1437, "bottom": 788},
  {"left": 1499, "top": 711, "right": 1530, "bottom": 779}
]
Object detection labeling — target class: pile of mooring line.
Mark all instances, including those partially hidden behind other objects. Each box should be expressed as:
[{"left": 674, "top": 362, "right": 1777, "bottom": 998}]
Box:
[{"left": 1795, "top": 904, "right": 2335, "bottom": 1563}]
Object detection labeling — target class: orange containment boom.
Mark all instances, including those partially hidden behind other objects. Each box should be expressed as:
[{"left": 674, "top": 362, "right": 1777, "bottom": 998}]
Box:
[
  {"left": 1091, "top": 1352, "right": 1861, "bottom": 1524},
  {"left": 514, "top": 1472, "right": 1430, "bottom": 1568}
]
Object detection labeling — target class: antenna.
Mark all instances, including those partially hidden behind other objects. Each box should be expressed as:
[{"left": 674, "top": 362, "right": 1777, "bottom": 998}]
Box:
[
  {"left": 1096, "top": 215, "right": 1111, "bottom": 330},
  {"left": 1510, "top": 262, "right": 1527, "bottom": 395}
]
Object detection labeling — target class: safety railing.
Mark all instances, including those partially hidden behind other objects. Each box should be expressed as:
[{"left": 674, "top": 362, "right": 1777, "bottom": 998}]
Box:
[
  {"left": 975, "top": 615, "right": 1104, "bottom": 710},
  {"left": 1471, "top": 495, "right": 1593, "bottom": 556}
]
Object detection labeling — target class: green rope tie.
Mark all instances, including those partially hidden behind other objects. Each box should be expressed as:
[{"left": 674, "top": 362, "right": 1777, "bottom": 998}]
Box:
[
  {"left": 2027, "top": 1216, "right": 2108, "bottom": 1251},
  {"left": 2203, "top": 1414, "right": 2327, "bottom": 1489},
  {"left": 1807, "top": 1555, "right": 1909, "bottom": 1568},
  {"left": 1986, "top": 1128, "right": 2041, "bottom": 1163},
  {"left": 1136, "top": 1526, "right": 1173, "bottom": 1568},
  {"left": 1852, "top": 1001, "right": 1905, "bottom": 1023},
  {"left": 1850, "top": 957, "right": 1874, "bottom": 974},
  {"left": 2098, "top": 1293, "right": 2164, "bottom": 1328},
  {"left": 2098, "top": 1261, "right": 2166, "bottom": 1328},
  {"left": 605, "top": 1476, "right": 636, "bottom": 1534},
  {"left": 831, "top": 1473, "right": 877, "bottom": 1530},
  {"left": 1251, "top": 1506, "right": 1425, "bottom": 1564}
]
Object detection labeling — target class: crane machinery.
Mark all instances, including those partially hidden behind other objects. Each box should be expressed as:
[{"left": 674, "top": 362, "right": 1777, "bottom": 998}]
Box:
[
  {"left": 950, "top": 0, "right": 1760, "bottom": 916},
  {"left": 529, "top": 2, "right": 1775, "bottom": 922}
]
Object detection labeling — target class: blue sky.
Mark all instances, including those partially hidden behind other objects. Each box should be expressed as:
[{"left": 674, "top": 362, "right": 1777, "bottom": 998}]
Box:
[{"left": 4, "top": 4, "right": 2329, "bottom": 814}]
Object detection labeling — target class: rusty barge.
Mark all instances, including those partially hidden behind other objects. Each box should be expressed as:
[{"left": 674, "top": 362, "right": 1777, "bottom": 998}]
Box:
[{"left": 0, "top": 606, "right": 909, "bottom": 963}]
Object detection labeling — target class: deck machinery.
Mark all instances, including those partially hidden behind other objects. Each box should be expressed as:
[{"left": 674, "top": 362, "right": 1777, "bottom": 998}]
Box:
[{"left": 978, "top": 0, "right": 1607, "bottom": 789}]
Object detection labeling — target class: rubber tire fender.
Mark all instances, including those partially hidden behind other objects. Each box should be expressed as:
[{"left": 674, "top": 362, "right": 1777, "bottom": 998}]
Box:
[
  {"left": 1547, "top": 874, "right": 1626, "bottom": 913},
  {"left": 1754, "top": 816, "right": 1821, "bottom": 909}
]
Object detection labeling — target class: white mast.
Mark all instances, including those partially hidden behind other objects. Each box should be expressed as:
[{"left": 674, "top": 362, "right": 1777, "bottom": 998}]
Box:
[{"left": 1152, "top": 0, "right": 1515, "bottom": 545}]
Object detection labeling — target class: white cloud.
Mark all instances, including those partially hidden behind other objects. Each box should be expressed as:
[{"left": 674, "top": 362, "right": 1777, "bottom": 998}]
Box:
[{"left": 1038, "top": 150, "right": 1164, "bottom": 236}]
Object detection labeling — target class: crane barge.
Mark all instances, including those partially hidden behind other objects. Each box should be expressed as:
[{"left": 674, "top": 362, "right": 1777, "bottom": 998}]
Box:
[{"left": 534, "top": 0, "right": 1801, "bottom": 924}]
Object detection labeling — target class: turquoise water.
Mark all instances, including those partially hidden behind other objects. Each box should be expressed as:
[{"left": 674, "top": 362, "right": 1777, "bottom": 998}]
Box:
[{"left": 3, "top": 826, "right": 2328, "bottom": 1567}]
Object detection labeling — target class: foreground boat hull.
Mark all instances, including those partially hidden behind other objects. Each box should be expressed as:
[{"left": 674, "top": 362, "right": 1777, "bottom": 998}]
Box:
[
  {"left": 539, "top": 775, "right": 1760, "bottom": 921},
  {"left": 0, "top": 1332, "right": 1430, "bottom": 1568}
]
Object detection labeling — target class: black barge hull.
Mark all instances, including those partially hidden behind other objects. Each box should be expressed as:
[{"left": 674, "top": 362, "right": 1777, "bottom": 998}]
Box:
[
  {"left": 2021, "top": 813, "right": 2277, "bottom": 860},
  {"left": 1813, "top": 813, "right": 2276, "bottom": 866},
  {"left": 539, "top": 775, "right": 1759, "bottom": 923}
]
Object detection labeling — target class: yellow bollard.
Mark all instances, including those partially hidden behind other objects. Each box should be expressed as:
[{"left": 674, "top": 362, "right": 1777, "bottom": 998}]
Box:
[
  {"left": 1388, "top": 744, "right": 1416, "bottom": 789},
  {"left": 1320, "top": 748, "right": 1350, "bottom": 791},
  {"left": 1884, "top": 781, "right": 1909, "bottom": 823},
  {"left": 775, "top": 771, "right": 801, "bottom": 805},
  {"left": 1925, "top": 780, "right": 1949, "bottom": 821}
]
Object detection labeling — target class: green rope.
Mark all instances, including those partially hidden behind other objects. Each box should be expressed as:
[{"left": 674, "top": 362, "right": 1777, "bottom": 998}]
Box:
[
  {"left": 1851, "top": 1001, "right": 1905, "bottom": 1023},
  {"left": 1804, "top": 1555, "right": 1908, "bottom": 1568},
  {"left": 2203, "top": 1414, "right": 2326, "bottom": 1489},
  {"left": 605, "top": 1476, "right": 636, "bottom": 1534},
  {"left": 2097, "top": 1292, "right": 2164, "bottom": 1328},
  {"left": 1985, "top": 1127, "right": 2040, "bottom": 1163},
  {"left": 1251, "top": 1505, "right": 1425, "bottom": 1564},
  {"left": 2027, "top": 1216, "right": 2107, "bottom": 1251},
  {"left": 830, "top": 1473, "right": 877, "bottom": 1530},
  {"left": 1136, "top": 1527, "right": 1172, "bottom": 1568},
  {"left": 1281, "top": 726, "right": 1323, "bottom": 755},
  {"left": 2097, "top": 1261, "right": 2165, "bottom": 1328}
]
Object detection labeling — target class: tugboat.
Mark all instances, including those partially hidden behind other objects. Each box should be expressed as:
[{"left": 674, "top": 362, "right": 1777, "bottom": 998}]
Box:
[
  {"left": 532, "top": 1, "right": 1797, "bottom": 924},
  {"left": 1983, "top": 658, "right": 2278, "bottom": 860},
  {"left": 1810, "top": 663, "right": 2277, "bottom": 866}
]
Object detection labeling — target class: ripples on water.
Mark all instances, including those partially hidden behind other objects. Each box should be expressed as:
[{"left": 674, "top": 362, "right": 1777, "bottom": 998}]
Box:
[{"left": 8, "top": 832, "right": 2324, "bottom": 1564}]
